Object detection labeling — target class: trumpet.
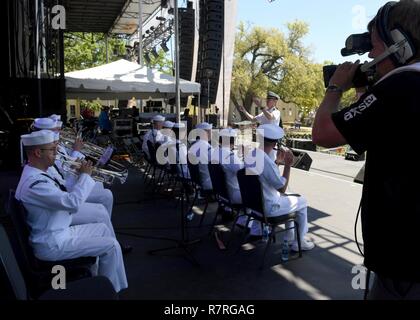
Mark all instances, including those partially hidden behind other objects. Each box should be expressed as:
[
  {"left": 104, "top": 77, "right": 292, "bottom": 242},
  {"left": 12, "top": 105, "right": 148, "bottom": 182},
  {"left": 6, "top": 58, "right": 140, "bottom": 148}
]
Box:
[
  {"left": 59, "top": 128, "right": 127, "bottom": 176},
  {"left": 56, "top": 151, "right": 128, "bottom": 185}
]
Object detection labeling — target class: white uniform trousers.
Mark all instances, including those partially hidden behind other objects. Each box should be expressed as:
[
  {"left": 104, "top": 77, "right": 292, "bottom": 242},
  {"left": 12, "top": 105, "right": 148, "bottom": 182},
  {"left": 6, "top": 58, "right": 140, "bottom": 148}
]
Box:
[
  {"left": 70, "top": 202, "right": 116, "bottom": 238},
  {"left": 237, "top": 195, "right": 309, "bottom": 239},
  {"left": 270, "top": 195, "right": 309, "bottom": 242},
  {"left": 86, "top": 183, "right": 113, "bottom": 218},
  {"left": 36, "top": 223, "right": 128, "bottom": 293}
]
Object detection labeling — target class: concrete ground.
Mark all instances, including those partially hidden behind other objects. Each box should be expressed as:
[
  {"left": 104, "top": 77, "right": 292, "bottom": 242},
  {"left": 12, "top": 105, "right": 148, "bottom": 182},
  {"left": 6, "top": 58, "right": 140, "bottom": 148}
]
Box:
[
  {"left": 111, "top": 150, "right": 366, "bottom": 300},
  {"left": 0, "top": 150, "right": 367, "bottom": 300}
]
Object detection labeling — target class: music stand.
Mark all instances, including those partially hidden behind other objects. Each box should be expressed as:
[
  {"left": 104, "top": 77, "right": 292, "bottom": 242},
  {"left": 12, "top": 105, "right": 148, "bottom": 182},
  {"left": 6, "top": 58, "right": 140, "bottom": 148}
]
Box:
[{"left": 148, "top": 145, "right": 201, "bottom": 266}]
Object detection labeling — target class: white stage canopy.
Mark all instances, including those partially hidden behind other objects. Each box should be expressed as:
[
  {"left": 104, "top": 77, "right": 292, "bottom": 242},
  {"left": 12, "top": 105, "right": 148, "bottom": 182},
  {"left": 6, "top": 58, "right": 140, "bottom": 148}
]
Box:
[{"left": 65, "top": 59, "right": 200, "bottom": 100}]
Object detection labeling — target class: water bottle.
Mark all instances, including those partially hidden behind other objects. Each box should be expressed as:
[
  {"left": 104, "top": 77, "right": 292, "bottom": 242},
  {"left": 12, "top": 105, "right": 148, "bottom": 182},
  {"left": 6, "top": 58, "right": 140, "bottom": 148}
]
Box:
[
  {"left": 281, "top": 239, "right": 289, "bottom": 262},
  {"left": 186, "top": 211, "right": 194, "bottom": 221},
  {"left": 262, "top": 225, "right": 270, "bottom": 242}
]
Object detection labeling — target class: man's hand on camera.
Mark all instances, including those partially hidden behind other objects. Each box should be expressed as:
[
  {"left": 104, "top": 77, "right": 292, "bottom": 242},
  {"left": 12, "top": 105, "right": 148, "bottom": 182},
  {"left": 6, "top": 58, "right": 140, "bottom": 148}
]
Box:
[{"left": 329, "top": 60, "right": 360, "bottom": 92}]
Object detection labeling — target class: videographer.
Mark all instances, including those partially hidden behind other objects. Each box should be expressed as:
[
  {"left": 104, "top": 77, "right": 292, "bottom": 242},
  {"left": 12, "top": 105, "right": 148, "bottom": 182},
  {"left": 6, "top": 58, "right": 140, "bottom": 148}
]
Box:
[{"left": 313, "top": 0, "right": 420, "bottom": 300}]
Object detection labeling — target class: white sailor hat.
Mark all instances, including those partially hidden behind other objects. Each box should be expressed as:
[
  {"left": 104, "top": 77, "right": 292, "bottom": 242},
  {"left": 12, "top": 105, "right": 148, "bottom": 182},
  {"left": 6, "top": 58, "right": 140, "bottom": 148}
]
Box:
[
  {"left": 21, "top": 130, "right": 55, "bottom": 146},
  {"left": 152, "top": 115, "right": 165, "bottom": 122},
  {"left": 196, "top": 122, "right": 213, "bottom": 130},
  {"left": 33, "top": 118, "right": 56, "bottom": 130},
  {"left": 49, "top": 114, "right": 61, "bottom": 121},
  {"left": 258, "top": 124, "right": 284, "bottom": 141},
  {"left": 53, "top": 132, "right": 60, "bottom": 141},
  {"left": 266, "top": 91, "right": 280, "bottom": 100},
  {"left": 163, "top": 121, "right": 174, "bottom": 128},
  {"left": 219, "top": 128, "right": 237, "bottom": 138},
  {"left": 172, "top": 122, "right": 186, "bottom": 129}
]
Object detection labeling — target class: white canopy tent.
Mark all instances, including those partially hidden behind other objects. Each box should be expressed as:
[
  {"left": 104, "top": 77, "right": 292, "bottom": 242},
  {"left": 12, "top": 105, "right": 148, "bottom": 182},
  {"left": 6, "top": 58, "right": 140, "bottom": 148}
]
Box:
[{"left": 65, "top": 59, "right": 200, "bottom": 100}]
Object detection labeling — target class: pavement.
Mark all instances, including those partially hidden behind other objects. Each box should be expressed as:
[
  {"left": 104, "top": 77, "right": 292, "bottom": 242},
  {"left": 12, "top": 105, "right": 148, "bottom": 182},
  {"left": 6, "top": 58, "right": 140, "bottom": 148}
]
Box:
[{"left": 0, "top": 151, "right": 368, "bottom": 300}]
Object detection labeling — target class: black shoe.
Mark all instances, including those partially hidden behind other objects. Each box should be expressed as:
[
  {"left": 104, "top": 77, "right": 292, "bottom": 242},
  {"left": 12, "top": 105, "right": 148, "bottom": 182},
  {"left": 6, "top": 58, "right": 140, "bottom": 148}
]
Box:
[
  {"left": 221, "top": 212, "right": 234, "bottom": 222},
  {"left": 247, "top": 235, "right": 263, "bottom": 242},
  {"left": 120, "top": 244, "right": 133, "bottom": 254}
]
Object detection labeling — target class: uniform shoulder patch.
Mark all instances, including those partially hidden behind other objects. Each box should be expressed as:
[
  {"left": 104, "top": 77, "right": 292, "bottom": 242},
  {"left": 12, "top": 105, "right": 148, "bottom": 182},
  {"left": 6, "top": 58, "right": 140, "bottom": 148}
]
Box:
[{"left": 29, "top": 180, "right": 48, "bottom": 189}]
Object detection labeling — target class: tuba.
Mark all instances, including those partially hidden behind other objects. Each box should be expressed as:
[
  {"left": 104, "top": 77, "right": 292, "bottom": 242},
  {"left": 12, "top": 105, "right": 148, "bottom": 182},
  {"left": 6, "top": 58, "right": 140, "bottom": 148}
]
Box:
[{"left": 56, "top": 150, "right": 128, "bottom": 185}]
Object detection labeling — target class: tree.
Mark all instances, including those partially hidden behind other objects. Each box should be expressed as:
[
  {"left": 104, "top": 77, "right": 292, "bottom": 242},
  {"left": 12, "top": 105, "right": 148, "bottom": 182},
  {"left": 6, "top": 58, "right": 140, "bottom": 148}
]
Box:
[
  {"left": 64, "top": 32, "right": 126, "bottom": 72},
  {"left": 231, "top": 21, "right": 325, "bottom": 119}
]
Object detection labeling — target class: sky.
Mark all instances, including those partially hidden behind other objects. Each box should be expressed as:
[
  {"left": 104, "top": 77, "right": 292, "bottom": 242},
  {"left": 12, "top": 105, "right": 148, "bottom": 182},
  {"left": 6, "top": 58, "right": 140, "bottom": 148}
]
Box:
[{"left": 236, "top": 0, "right": 390, "bottom": 64}]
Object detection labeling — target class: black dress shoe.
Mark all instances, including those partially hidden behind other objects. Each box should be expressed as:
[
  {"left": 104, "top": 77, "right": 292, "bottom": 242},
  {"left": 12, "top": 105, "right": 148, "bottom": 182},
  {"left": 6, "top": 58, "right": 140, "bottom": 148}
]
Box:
[
  {"left": 247, "top": 235, "right": 263, "bottom": 242},
  {"left": 120, "top": 244, "right": 133, "bottom": 254}
]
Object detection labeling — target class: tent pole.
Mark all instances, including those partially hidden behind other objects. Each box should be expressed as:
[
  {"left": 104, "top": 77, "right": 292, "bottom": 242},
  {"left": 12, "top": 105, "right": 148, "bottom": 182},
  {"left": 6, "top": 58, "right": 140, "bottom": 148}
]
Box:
[
  {"left": 174, "top": 0, "right": 181, "bottom": 123},
  {"left": 139, "top": 0, "right": 143, "bottom": 67}
]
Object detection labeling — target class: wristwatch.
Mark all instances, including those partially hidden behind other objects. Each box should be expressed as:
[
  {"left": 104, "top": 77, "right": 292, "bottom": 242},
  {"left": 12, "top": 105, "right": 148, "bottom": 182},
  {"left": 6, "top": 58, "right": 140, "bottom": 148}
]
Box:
[{"left": 326, "top": 84, "right": 344, "bottom": 94}]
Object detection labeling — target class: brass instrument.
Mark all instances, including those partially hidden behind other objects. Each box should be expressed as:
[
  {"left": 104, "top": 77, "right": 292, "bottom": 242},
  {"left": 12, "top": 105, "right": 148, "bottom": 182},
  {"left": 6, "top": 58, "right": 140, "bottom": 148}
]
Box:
[
  {"left": 56, "top": 151, "right": 128, "bottom": 185},
  {"left": 58, "top": 128, "right": 128, "bottom": 184}
]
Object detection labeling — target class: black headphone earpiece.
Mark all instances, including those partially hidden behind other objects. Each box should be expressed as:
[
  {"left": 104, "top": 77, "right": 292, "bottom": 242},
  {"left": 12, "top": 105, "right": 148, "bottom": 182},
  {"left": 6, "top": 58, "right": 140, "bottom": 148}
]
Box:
[{"left": 375, "top": 1, "right": 416, "bottom": 66}]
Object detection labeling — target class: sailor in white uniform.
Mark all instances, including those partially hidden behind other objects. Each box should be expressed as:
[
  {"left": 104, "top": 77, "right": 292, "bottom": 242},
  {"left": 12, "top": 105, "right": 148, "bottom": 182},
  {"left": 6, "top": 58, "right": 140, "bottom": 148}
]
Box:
[
  {"left": 48, "top": 132, "right": 117, "bottom": 239},
  {"left": 15, "top": 130, "right": 128, "bottom": 292},
  {"left": 167, "top": 122, "right": 190, "bottom": 179},
  {"left": 188, "top": 122, "right": 214, "bottom": 191},
  {"left": 142, "top": 115, "right": 165, "bottom": 159},
  {"left": 238, "top": 91, "right": 282, "bottom": 126},
  {"left": 161, "top": 121, "right": 175, "bottom": 144},
  {"left": 211, "top": 128, "right": 243, "bottom": 204},
  {"left": 244, "top": 124, "right": 314, "bottom": 251},
  {"left": 32, "top": 117, "right": 114, "bottom": 218}
]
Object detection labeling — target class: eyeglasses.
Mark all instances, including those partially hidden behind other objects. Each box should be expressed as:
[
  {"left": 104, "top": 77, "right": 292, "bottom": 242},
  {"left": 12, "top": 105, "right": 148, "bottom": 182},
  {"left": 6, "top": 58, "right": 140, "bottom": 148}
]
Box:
[{"left": 40, "top": 147, "right": 58, "bottom": 152}]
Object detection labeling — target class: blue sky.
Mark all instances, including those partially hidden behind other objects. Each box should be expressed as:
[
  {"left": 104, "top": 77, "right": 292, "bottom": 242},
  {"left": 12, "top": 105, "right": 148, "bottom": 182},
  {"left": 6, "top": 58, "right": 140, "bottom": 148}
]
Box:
[{"left": 236, "top": 0, "right": 389, "bottom": 64}]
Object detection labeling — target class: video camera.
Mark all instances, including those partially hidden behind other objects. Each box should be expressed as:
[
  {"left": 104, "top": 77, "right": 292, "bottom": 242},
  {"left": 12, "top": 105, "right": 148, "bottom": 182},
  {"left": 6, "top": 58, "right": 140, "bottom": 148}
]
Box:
[{"left": 323, "top": 32, "right": 376, "bottom": 88}]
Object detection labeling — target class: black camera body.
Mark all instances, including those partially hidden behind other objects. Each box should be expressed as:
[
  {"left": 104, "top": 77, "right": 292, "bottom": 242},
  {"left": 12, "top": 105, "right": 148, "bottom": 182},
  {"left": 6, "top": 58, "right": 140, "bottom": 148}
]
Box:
[{"left": 323, "top": 64, "right": 375, "bottom": 88}]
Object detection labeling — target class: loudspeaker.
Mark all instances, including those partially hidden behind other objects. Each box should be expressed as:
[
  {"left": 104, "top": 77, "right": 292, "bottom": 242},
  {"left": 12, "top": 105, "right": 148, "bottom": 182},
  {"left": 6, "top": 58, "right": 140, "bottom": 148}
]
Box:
[
  {"left": 196, "top": 0, "right": 224, "bottom": 107},
  {"left": 292, "top": 150, "right": 312, "bottom": 171},
  {"left": 179, "top": 8, "right": 195, "bottom": 81}
]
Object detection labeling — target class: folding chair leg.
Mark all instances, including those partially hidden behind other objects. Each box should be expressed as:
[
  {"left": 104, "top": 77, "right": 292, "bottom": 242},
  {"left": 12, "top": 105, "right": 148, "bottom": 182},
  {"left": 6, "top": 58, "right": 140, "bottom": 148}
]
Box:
[
  {"left": 235, "top": 215, "right": 252, "bottom": 254},
  {"left": 260, "top": 225, "right": 276, "bottom": 269},
  {"left": 199, "top": 198, "right": 209, "bottom": 227},
  {"left": 208, "top": 202, "right": 221, "bottom": 236},
  {"left": 294, "top": 221, "right": 302, "bottom": 258},
  {"left": 227, "top": 209, "right": 243, "bottom": 248}
]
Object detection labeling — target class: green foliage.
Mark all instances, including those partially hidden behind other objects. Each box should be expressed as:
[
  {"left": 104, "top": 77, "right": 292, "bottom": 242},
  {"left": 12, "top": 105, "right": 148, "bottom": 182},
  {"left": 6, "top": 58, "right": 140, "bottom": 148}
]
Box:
[
  {"left": 80, "top": 100, "right": 102, "bottom": 112},
  {"left": 231, "top": 21, "right": 326, "bottom": 118},
  {"left": 146, "top": 49, "right": 173, "bottom": 75},
  {"left": 64, "top": 32, "right": 126, "bottom": 72}
]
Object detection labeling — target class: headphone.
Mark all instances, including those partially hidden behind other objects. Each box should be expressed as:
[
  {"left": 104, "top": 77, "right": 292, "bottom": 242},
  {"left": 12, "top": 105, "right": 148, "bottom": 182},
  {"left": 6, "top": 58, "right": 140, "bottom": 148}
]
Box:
[{"left": 375, "top": 1, "right": 416, "bottom": 66}]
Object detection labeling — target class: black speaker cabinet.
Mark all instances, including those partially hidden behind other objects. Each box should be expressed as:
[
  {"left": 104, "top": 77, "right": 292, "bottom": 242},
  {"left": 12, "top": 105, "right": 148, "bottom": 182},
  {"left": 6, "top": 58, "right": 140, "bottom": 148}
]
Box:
[{"left": 292, "top": 150, "right": 312, "bottom": 171}]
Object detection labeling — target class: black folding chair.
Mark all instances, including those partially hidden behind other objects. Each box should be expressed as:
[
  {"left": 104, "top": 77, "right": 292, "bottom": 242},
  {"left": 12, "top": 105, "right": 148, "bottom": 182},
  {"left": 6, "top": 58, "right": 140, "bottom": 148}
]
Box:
[
  {"left": 6, "top": 190, "right": 96, "bottom": 298},
  {"left": 235, "top": 169, "right": 302, "bottom": 268},
  {"left": 0, "top": 224, "right": 117, "bottom": 300},
  {"left": 208, "top": 163, "right": 242, "bottom": 235},
  {"left": 187, "top": 160, "right": 213, "bottom": 226}
]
